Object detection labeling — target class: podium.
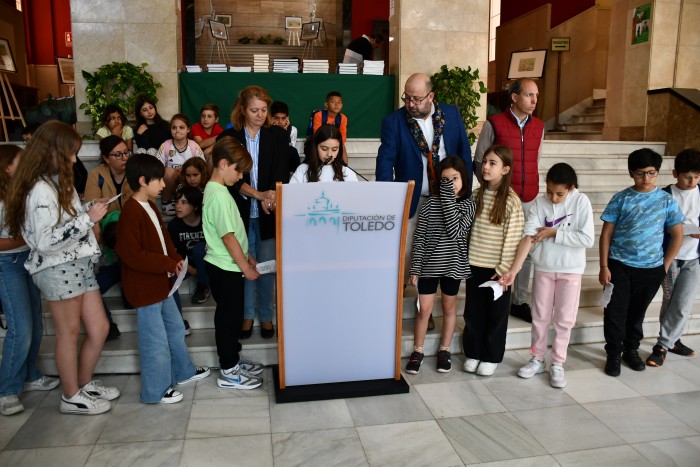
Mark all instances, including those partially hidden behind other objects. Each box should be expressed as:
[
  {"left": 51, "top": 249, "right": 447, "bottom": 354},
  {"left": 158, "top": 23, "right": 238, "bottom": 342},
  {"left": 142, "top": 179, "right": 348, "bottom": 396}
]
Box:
[{"left": 273, "top": 181, "right": 413, "bottom": 403}]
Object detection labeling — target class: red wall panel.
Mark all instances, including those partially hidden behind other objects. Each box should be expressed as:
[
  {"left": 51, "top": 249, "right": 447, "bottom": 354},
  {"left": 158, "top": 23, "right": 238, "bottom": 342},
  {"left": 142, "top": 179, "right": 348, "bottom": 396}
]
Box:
[{"left": 351, "top": 0, "right": 389, "bottom": 39}]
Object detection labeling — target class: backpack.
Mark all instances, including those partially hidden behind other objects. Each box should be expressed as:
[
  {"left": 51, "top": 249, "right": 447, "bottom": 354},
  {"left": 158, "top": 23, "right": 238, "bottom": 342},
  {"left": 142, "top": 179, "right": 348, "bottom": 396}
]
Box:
[{"left": 306, "top": 109, "right": 342, "bottom": 139}]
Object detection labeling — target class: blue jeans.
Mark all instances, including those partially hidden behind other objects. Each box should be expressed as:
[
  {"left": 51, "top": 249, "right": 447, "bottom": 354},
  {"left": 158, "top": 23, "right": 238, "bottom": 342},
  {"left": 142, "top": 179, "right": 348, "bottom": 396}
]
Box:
[
  {"left": 243, "top": 218, "right": 276, "bottom": 322},
  {"left": 136, "top": 296, "right": 196, "bottom": 403},
  {"left": 0, "top": 250, "right": 44, "bottom": 397}
]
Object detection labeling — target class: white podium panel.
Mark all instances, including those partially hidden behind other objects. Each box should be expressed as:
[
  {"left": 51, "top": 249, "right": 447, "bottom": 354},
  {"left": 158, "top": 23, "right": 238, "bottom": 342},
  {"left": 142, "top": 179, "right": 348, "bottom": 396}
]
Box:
[{"left": 279, "top": 182, "right": 409, "bottom": 386}]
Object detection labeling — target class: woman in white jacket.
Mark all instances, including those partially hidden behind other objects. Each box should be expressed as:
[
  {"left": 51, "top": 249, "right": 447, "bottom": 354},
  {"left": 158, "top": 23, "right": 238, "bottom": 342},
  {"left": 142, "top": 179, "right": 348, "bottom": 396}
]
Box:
[{"left": 500, "top": 163, "right": 594, "bottom": 388}]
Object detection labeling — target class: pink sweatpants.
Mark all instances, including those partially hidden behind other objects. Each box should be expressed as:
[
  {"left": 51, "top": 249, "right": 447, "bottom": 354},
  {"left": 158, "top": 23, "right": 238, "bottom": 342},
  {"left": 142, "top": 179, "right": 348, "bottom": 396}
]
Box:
[{"left": 530, "top": 270, "right": 582, "bottom": 364}]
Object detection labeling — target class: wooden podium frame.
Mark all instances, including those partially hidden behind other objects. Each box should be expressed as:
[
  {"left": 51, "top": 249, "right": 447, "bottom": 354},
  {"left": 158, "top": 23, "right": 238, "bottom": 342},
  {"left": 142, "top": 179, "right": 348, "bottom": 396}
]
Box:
[{"left": 273, "top": 181, "right": 414, "bottom": 403}]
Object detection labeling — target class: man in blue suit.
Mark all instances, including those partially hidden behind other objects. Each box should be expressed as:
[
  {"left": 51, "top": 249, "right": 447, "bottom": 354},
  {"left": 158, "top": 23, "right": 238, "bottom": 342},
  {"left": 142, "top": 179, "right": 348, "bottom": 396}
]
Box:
[{"left": 376, "top": 72, "right": 472, "bottom": 328}]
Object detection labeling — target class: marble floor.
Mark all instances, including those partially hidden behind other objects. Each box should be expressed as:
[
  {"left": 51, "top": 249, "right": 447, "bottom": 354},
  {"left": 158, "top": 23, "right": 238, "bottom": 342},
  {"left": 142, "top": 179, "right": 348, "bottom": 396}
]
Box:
[{"left": 2, "top": 335, "right": 700, "bottom": 467}]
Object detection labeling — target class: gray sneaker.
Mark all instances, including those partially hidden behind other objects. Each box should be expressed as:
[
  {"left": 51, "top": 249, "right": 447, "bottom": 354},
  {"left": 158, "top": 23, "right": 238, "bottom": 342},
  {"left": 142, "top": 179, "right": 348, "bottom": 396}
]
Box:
[
  {"left": 239, "top": 356, "right": 265, "bottom": 376},
  {"left": 25, "top": 375, "right": 60, "bottom": 391},
  {"left": 518, "top": 357, "right": 545, "bottom": 379},
  {"left": 217, "top": 365, "right": 262, "bottom": 390},
  {"left": 549, "top": 364, "right": 566, "bottom": 388},
  {"left": 0, "top": 395, "right": 24, "bottom": 416}
]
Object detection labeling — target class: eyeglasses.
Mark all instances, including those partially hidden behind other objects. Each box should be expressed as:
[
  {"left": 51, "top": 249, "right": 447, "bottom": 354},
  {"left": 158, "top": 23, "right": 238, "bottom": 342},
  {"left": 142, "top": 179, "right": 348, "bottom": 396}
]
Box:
[
  {"left": 631, "top": 170, "right": 658, "bottom": 178},
  {"left": 400, "top": 92, "right": 432, "bottom": 105},
  {"left": 108, "top": 150, "right": 131, "bottom": 160}
]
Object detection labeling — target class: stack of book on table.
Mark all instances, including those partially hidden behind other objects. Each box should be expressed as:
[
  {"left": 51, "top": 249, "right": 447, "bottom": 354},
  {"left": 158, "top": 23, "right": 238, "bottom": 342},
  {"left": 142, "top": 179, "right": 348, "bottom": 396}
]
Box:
[
  {"left": 206, "top": 64, "right": 228, "bottom": 72},
  {"left": 253, "top": 54, "right": 270, "bottom": 72},
  {"left": 337, "top": 63, "right": 358, "bottom": 75},
  {"left": 273, "top": 58, "right": 299, "bottom": 73},
  {"left": 363, "top": 60, "right": 384, "bottom": 75},
  {"left": 185, "top": 65, "right": 202, "bottom": 73},
  {"left": 303, "top": 59, "right": 329, "bottom": 73},
  {"left": 230, "top": 66, "right": 252, "bottom": 72}
]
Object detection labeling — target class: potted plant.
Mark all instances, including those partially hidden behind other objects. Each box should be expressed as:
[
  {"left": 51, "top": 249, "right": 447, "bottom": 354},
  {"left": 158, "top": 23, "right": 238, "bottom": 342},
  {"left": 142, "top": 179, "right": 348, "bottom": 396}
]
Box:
[
  {"left": 79, "top": 61, "right": 162, "bottom": 134},
  {"left": 430, "top": 65, "right": 488, "bottom": 144}
]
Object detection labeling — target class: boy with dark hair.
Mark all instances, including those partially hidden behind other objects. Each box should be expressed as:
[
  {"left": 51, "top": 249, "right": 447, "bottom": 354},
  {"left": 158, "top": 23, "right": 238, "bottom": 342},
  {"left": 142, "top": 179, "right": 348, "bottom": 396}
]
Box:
[
  {"left": 310, "top": 91, "right": 348, "bottom": 163},
  {"left": 271, "top": 101, "right": 301, "bottom": 173},
  {"left": 116, "top": 154, "right": 209, "bottom": 404},
  {"left": 191, "top": 103, "right": 223, "bottom": 157},
  {"left": 599, "top": 148, "right": 684, "bottom": 377},
  {"left": 647, "top": 148, "right": 700, "bottom": 366}
]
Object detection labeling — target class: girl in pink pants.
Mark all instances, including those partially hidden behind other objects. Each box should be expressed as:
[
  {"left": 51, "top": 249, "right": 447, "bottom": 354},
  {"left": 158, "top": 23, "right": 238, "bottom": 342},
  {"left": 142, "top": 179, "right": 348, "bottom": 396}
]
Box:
[{"left": 500, "top": 163, "right": 594, "bottom": 388}]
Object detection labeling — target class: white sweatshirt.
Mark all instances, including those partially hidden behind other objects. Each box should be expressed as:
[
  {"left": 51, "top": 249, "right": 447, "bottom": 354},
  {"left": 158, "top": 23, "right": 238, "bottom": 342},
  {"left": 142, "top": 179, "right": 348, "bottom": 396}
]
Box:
[{"left": 523, "top": 188, "right": 594, "bottom": 274}]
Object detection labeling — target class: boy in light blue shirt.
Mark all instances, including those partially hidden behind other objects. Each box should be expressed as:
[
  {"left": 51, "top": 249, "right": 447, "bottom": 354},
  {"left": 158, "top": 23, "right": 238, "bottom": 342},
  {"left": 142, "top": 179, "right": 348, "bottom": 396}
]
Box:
[{"left": 599, "top": 148, "right": 684, "bottom": 377}]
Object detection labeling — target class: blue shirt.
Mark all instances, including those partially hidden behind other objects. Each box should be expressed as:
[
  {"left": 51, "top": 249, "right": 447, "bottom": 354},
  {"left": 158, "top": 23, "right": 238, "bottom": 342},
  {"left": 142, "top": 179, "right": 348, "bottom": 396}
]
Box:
[
  {"left": 244, "top": 128, "right": 261, "bottom": 219},
  {"left": 601, "top": 187, "right": 683, "bottom": 268}
]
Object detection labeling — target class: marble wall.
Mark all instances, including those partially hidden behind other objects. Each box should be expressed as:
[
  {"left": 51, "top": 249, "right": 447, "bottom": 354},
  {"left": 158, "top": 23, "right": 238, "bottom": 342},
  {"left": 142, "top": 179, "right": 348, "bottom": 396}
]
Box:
[
  {"left": 389, "top": 0, "right": 489, "bottom": 121},
  {"left": 70, "top": 0, "right": 179, "bottom": 133}
]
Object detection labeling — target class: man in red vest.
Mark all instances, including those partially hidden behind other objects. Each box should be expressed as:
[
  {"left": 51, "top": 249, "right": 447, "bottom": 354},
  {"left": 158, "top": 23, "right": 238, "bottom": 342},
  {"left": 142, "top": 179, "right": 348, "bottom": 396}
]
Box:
[{"left": 473, "top": 78, "right": 544, "bottom": 323}]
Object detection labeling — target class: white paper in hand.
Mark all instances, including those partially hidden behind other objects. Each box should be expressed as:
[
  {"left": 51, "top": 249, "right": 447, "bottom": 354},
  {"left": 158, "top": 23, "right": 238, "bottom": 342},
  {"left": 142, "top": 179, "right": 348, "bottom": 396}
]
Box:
[
  {"left": 168, "top": 257, "right": 188, "bottom": 297},
  {"left": 598, "top": 283, "right": 614, "bottom": 308},
  {"left": 479, "top": 280, "right": 503, "bottom": 301},
  {"left": 106, "top": 193, "right": 122, "bottom": 205},
  {"left": 256, "top": 259, "right": 276, "bottom": 275},
  {"left": 683, "top": 224, "right": 700, "bottom": 236}
]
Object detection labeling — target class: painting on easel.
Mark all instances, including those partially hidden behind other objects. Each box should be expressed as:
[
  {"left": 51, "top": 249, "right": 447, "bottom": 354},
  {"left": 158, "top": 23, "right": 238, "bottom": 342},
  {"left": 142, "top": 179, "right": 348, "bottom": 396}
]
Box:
[{"left": 0, "top": 39, "right": 17, "bottom": 73}]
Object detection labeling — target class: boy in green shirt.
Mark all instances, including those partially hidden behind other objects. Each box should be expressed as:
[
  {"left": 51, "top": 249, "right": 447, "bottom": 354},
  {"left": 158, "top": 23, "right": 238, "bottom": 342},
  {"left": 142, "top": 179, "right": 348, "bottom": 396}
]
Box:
[{"left": 203, "top": 136, "right": 265, "bottom": 389}]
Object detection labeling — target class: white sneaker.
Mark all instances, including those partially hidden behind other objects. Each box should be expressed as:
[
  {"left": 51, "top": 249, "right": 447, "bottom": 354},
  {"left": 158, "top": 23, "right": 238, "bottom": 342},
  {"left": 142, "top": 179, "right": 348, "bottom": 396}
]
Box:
[
  {"left": 60, "top": 389, "right": 111, "bottom": 415},
  {"left": 178, "top": 367, "right": 210, "bottom": 385},
  {"left": 24, "top": 375, "right": 61, "bottom": 391},
  {"left": 82, "top": 380, "right": 120, "bottom": 401},
  {"left": 217, "top": 365, "right": 262, "bottom": 390},
  {"left": 476, "top": 362, "right": 498, "bottom": 376},
  {"left": 518, "top": 358, "right": 546, "bottom": 379},
  {"left": 463, "top": 358, "right": 480, "bottom": 373},
  {"left": 159, "top": 388, "right": 183, "bottom": 404},
  {"left": 0, "top": 395, "right": 25, "bottom": 416},
  {"left": 549, "top": 364, "right": 566, "bottom": 388},
  {"left": 239, "top": 356, "right": 265, "bottom": 376}
]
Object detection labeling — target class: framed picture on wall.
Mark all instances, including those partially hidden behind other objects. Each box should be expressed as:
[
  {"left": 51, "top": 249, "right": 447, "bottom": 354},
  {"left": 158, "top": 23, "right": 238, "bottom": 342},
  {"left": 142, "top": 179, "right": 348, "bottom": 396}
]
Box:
[
  {"left": 301, "top": 22, "right": 321, "bottom": 41},
  {"left": 507, "top": 49, "right": 547, "bottom": 79},
  {"left": 210, "top": 20, "right": 228, "bottom": 41},
  {"left": 285, "top": 16, "right": 302, "bottom": 29},
  {"left": 0, "top": 38, "right": 17, "bottom": 73},
  {"left": 214, "top": 14, "right": 232, "bottom": 27},
  {"left": 56, "top": 57, "right": 74, "bottom": 84}
]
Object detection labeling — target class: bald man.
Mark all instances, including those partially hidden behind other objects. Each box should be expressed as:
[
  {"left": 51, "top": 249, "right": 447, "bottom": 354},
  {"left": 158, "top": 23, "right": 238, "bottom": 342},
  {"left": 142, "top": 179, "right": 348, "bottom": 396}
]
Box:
[
  {"left": 376, "top": 73, "right": 473, "bottom": 328},
  {"left": 473, "top": 78, "right": 544, "bottom": 323}
]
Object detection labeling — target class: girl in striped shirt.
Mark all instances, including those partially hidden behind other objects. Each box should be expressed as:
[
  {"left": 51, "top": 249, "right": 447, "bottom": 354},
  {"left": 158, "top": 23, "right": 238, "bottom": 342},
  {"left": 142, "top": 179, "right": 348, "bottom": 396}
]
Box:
[
  {"left": 463, "top": 145, "right": 524, "bottom": 376},
  {"left": 405, "top": 157, "right": 476, "bottom": 374}
]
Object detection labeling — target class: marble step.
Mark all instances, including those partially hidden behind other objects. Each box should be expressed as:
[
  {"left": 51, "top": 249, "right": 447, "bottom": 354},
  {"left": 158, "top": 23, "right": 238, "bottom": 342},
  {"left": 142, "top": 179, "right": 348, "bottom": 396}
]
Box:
[
  {"left": 17, "top": 300, "right": 700, "bottom": 375},
  {"left": 545, "top": 132, "right": 603, "bottom": 141},
  {"left": 563, "top": 122, "right": 605, "bottom": 133},
  {"left": 570, "top": 114, "right": 605, "bottom": 124}
]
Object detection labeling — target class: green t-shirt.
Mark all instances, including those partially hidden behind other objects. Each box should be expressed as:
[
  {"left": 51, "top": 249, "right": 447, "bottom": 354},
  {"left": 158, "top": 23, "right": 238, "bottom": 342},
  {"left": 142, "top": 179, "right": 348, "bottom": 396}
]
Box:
[{"left": 203, "top": 181, "right": 248, "bottom": 272}]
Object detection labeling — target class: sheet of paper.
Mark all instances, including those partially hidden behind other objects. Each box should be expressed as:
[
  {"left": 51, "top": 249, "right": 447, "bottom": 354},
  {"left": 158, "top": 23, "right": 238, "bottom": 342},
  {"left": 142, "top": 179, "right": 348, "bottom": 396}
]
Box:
[
  {"left": 107, "top": 193, "right": 122, "bottom": 205},
  {"left": 683, "top": 224, "right": 699, "bottom": 236},
  {"left": 256, "top": 259, "right": 276, "bottom": 275},
  {"left": 479, "top": 280, "right": 503, "bottom": 301},
  {"left": 598, "top": 283, "right": 614, "bottom": 308},
  {"left": 168, "top": 256, "right": 188, "bottom": 297}
]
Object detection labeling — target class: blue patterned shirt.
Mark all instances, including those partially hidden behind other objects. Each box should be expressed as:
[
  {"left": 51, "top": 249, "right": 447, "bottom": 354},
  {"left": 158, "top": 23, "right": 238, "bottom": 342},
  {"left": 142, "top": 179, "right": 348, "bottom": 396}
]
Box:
[
  {"left": 244, "top": 128, "right": 261, "bottom": 219},
  {"left": 601, "top": 187, "right": 683, "bottom": 268}
]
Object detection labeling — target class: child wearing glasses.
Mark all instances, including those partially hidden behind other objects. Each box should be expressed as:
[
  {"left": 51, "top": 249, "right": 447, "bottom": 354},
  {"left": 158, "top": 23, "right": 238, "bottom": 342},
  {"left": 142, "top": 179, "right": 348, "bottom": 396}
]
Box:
[
  {"left": 85, "top": 136, "right": 133, "bottom": 213},
  {"left": 599, "top": 148, "right": 684, "bottom": 377}
]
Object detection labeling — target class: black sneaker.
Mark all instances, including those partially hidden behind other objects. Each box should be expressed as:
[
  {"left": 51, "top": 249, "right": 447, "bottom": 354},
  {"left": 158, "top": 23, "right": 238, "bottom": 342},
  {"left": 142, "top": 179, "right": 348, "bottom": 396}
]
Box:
[
  {"left": 106, "top": 322, "right": 121, "bottom": 341},
  {"left": 646, "top": 345, "right": 667, "bottom": 367},
  {"left": 510, "top": 303, "right": 532, "bottom": 323},
  {"left": 437, "top": 350, "right": 452, "bottom": 373},
  {"left": 605, "top": 354, "right": 621, "bottom": 377},
  {"left": 622, "top": 349, "right": 645, "bottom": 371},
  {"left": 669, "top": 339, "right": 696, "bottom": 357},
  {"left": 405, "top": 351, "right": 424, "bottom": 374},
  {"left": 184, "top": 320, "right": 192, "bottom": 336},
  {"left": 191, "top": 285, "right": 210, "bottom": 304}
]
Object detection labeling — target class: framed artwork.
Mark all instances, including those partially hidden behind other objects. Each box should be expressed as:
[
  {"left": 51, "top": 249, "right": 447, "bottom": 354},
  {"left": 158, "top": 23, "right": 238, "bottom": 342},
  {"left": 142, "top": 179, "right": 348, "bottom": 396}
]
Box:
[
  {"left": 56, "top": 57, "right": 74, "bottom": 84},
  {"left": 194, "top": 18, "right": 205, "bottom": 39},
  {"left": 631, "top": 4, "right": 651, "bottom": 45},
  {"left": 210, "top": 20, "right": 228, "bottom": 41},
  {"left": 214, "top": 14, "right": 232, "bottom": 27},
  {"left": 0, "top": 38, "right": 17, "bottom": 73},
  {"left": 507, "top": 49, "right": 547, "bottom": 79},
  {"left": 301, "top": 22, "right": 321, "bottom": 41},
  {"left": 285, "top": 16, "right": 302, "bottom": 29}
]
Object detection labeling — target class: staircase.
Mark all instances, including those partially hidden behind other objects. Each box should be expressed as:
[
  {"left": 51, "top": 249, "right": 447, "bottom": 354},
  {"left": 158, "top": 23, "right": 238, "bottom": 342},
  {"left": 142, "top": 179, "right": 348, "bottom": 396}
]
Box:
[
  {"left": 545, "top": 98, "right": 606, "bottom": 141},
  {"left": 2, "top": 139, "right": 699, "bottom": 375}
]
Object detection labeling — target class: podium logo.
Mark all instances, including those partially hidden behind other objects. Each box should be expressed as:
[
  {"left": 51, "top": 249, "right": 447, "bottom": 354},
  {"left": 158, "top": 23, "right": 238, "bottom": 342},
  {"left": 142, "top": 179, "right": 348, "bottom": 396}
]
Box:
[{"left": 296, "top": 191, "right": 397, "bottom": 233}]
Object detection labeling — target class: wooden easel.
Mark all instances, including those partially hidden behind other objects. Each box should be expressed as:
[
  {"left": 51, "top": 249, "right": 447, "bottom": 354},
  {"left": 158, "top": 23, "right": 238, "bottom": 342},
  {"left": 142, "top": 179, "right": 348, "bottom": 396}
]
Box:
[{"left": 0, "top": 72, "right": 25, "bottom": 141}]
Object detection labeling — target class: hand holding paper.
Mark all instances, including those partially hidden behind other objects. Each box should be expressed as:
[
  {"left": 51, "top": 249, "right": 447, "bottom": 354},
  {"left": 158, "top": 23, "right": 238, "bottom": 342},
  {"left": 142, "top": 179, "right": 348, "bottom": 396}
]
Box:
[{"left": 479, "top": 280, "right": 504, "bottom": 301}]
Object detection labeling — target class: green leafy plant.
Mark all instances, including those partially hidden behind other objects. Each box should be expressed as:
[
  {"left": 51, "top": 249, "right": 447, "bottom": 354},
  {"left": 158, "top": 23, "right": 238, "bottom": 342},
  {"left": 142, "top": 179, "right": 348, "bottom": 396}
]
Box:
[
  {"left": 273, "top": 36, "right": 285, "bottom": 45},
  {"left": 256, "top": 34, "right": 274, "bottom": 45},
  {"left": 238, "top": 35, "right": 254, "bottom": 44},
  {"left": 79, "top": 61, "right": 162, "bottom": 134},
  {"left": 430, "top": 65, "right": 488, "bottom": 144}
]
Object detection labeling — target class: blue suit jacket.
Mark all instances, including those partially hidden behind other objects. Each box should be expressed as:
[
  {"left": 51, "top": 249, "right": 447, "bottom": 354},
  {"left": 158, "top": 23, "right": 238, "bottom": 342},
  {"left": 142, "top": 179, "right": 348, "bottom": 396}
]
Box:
[{"left": 375, "top": 103, "right": 473, "bottom": 217}]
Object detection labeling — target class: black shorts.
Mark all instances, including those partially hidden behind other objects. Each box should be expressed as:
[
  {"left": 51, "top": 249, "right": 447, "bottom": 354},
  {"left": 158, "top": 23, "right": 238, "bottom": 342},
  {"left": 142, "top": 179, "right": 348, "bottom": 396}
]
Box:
[{"left": 417, "top": 277, "right": 461, "bottom": 296}]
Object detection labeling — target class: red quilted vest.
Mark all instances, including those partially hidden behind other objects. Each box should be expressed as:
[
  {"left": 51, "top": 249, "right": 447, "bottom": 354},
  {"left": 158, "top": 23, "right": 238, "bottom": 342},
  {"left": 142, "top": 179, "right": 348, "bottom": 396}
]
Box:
[{"left": 489, "top": 111, "right": 544, "bottom": 203}]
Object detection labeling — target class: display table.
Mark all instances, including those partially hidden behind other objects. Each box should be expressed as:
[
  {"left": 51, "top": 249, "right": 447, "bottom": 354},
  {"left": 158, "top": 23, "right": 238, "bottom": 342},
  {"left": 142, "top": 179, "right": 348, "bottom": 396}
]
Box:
[{"left": 179, "top": 73, "right": 395, "bottom": 138}]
